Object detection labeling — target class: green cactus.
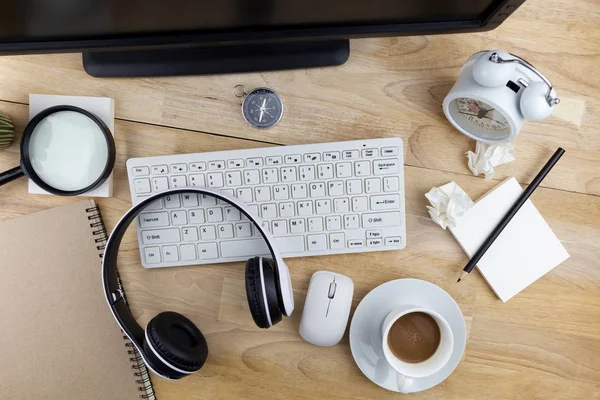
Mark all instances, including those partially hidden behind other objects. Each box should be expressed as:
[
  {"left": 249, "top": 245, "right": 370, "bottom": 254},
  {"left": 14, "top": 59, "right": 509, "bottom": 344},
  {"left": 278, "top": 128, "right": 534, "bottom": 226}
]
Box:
[{"left": 0, "top": 111, "right": 15, "bottom": 150}]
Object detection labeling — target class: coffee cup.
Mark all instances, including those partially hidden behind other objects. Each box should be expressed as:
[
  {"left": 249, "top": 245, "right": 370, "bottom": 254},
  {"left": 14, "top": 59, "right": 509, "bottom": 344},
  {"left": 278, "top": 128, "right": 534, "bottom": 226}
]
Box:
[{"left": 381, "top": 305, "right": 454, "bottom": 393}]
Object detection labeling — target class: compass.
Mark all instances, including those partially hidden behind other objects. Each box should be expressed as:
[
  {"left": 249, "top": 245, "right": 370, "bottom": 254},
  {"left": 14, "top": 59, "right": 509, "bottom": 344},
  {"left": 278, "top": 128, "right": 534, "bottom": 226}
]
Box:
[{"left": 234, "top": 86, "right": 283, "bottom": 129}]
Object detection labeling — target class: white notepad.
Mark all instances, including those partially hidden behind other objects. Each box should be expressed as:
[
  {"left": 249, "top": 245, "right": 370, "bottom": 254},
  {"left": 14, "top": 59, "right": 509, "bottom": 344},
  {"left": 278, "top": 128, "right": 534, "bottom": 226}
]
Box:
[{"left": 450, "top": 177, "right": 569, "bottom": 302}]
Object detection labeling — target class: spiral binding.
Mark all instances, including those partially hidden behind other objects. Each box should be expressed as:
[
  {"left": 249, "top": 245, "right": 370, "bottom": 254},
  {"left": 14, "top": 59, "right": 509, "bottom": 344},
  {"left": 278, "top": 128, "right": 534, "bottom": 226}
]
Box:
[{"left": 86, "top": 204, "right": 157, "bottom": 400}]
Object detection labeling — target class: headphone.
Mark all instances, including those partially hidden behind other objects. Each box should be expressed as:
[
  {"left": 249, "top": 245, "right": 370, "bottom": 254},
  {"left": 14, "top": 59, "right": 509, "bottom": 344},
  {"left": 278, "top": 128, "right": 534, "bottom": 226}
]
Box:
[
  {"left": 102, "top": 187, "right": 294, "bottom": 380},
  {"left": 471, "top": 50, "right": 560, "bottom": 121}
]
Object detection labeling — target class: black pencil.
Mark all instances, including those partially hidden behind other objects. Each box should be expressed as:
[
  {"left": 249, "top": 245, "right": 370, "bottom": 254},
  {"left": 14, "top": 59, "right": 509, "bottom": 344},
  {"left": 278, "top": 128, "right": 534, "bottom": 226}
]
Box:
[{"left": 457, "top": 147, "right": 566, "bottom": 283}]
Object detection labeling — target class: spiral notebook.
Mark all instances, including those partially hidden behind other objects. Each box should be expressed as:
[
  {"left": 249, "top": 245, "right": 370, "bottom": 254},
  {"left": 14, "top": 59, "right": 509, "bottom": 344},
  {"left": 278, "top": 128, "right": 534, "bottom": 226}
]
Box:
[{"left": 0, "top": 200, "right": 156, "bottom": 400}]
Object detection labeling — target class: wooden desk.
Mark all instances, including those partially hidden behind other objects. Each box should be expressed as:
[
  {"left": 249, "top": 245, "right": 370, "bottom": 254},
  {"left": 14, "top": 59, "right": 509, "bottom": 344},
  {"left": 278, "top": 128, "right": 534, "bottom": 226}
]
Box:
[{"left": 0, "top": 0, "right": 599, "bottom": 398}]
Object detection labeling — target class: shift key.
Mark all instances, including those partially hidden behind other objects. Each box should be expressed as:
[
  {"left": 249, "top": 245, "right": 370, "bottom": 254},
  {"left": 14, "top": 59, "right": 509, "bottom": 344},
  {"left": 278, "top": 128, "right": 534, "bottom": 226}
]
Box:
[
  {"left": 362, "top": 212, "right": 401, "bottom": 228},
  {"left": 142, "top": 228, "right": 181, "bottom": 244}
]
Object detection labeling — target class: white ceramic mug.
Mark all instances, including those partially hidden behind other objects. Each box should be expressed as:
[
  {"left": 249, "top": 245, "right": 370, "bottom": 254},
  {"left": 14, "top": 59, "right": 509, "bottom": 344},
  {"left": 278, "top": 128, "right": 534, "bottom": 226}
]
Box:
[{"left": 381, "top": 305, "right": 454, "bottom": 393}]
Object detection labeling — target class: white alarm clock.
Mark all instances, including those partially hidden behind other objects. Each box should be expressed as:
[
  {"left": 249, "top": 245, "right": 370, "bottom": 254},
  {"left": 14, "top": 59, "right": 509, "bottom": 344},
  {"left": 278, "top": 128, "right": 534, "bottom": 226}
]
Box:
[{"left": 443, "top": 50, "right": 559, "bottom": 144}]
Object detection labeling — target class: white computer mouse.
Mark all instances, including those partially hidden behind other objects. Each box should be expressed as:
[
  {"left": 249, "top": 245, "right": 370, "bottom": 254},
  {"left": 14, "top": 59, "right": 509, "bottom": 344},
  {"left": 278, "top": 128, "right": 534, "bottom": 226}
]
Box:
[{"left": 299, "top": 271, "right": 354, "bottom": 347}]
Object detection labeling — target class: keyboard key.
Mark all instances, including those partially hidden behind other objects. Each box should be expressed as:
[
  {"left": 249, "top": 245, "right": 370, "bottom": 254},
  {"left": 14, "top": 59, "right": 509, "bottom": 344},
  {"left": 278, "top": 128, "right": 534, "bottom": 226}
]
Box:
[
  {"left": 200, "top": 225, "right": 217, "bottom": 240},
  {"left": 139, "top": 212, "right": 169, "bottom": 228},
  {"left": 385, "top": 237, "right": 402, "bottom": 246},
  {"left": 225, "top": 171, "right": 242, "bottom": 186},
  {"left": 276, "top": 236, "right": 305, "bottom": 254},
  {"left": 317, "top": 164, "right": 334, "bottom": 179},
  {"left": 138, "top": 197, "right": 163, "bottom": 211},
  {"left": 308, "top": 217, "right": 323, "bottom": 232},
  {"left": 170, "top": 210, "right": 187, "bottom": 225},
  {"left": 329, "top": 232, "right": 345, "bottom": 249},
  {"left": 162, "top": 245, "right": 179, "bottom": 262},
  {"left": 142, "top": 228, "right": 181, "bottom": 245},
  {"left": 316, "top": 199, "right": 332, "bottom": 215},
  {"left": 368, "top": 238, "right": 383, "bottom": 247},
  {"left": 304, "top": 153, "right": 321, "bottom": 162},
  {"left": 164, "top": 194, "right": 181, "bottom": 209},
  {"left": 218, "top": 224, "right": 234, "bottom": 239},
  {"left": 285, "top": 154, "right": 301, "bottom": 164},
  {"left": 247, "top": 204, "right": 259, "bottom": 217},
  {"left": 346, "top": 179, "right": 362, "bottom": 195},
  {"left": 328, "top": 181, "right": 344, "bottom": 196},
  {"left": 262, "top": 168, "right": 279, "bottom": 184},
  {"left": 170, "top": 163, "right": 187, "bottom": 173},
  {"left": 180, "top": 244, "right": 197, "bottom": 261},
  {"left": 247, "top": 157, "right": 263, "bottom": 167},
  {"left": 169, "top": 175, "right": 187, "bottom": 189},
  {"left": 272, "top": 220, "right": 287, "bottom": 235},
  {"left": 189, "top": 209, "right": 205, "bottom": 224},
  {"left": 266, "top": 156, "right": 283, "bottom": 166},
  {"left": 297, "top": 200, "right": 313, "bottom": 216},
  {"left": 382, "top": 147, "right": 399, "bottom": 156},
  {"left": 134, "top": 178, "right": 151, "bottom": 194},
  {"left": 333, "top": 198, "right": 349, "bottom": 213},
  {"left": 198, "top": 242, "right": 219, "bottom": 259},
  {"left": 370, "top": 194, "right": 400, "bottom": 210},
  {"left": 132, "top": 166, "right": 149, "bottom": 176},
  {"left": 182, "top": 226, "right": 198, "bottom": 241},
  {"left": 207, "top": 208, "right": 223, "bottom": 222},
  {"left": 367, "top": 230, "right": 383, "bottom": 239},
  {"left": 291, "top": 183, "right": 308, "bottom": 199},
  {"left": 336, "top": 162, "right": 352, "bottom": 178},
  {"left": 182, "top": 193, "right": 199, "bottom": 207},
  {"left": 383, "top": 176, "right": 400, "bottom": 192},
  {"left": 209, "top": 160, "right": 225, "bottom": 170},
  {"left": 309, "top": 182, "right": 326, "bottom": 197},
  {"left": 235, "top": 222, "right": 252, "bottom": 238},
  {"left": 374, "top": 159, "right": 399, "bottom": 175},
  {"left": 255, "top": 186, "right": 271, "bottom": 201},
  {"left": 365, "top": 178, "right": 381, "bottom": 194},
  {"left": 352, "top": 196, "right": 368, "bottom": 212},
  {"left": 207, "top": 172, "right": 224, "bottom": 188},
  {"left": 273, "top": 185, "right": 289, "bottom": 200},
  {"left": 151, "top": 165, "right": 168, "bottom": 175},
  {"left": 362, "top": 212, "right": 402, "bottom": 228},
  {"left": 279, "top": 202, "right": 295, "bottom": 217},
  {"left": 261, "top": 203, "right": 277, "bottom": 219},
  {"left": 260, "top": 220, "right": 270, "bottom": 233},
  {"left": 189, "top": 174, "right": 205, "bottom": 187},
  {"left": 361, "top": 148, "right": 378, "bottom": 158},
  {"left": 323, "top": 151, "right": 340, "bottom": 161},
  {"left": 348, "top": 239, "right": 364, "bottom": 248},
  {"left": 225, "top": 206, "right": 241, "bottom": 221},
  {"left": 144, "top": 247, "right": 161, "bottom": 264},
  {"left": 299, "top": 166, "right": 315, "bottom": 181},
  {"left": 343, "top": 150, "right": 359, "bottom": 159},
  {"left": 244, "top": 170, "right": 260, "bottom": 185},
  {"left": 189, "top": 162, "right": 206, "bottom": 172},
  {"left": 236, "top": 188, "right": 253, "bottom": 203},
  {"left": 326, "top": 215, "right": 341, "bottom": 231},
  {"left": 200, "top": 194, "right": 216, "bottom": 206},
  {"left": 281, "top": 167, "right": 297, "bottom": 182},
  {"left": 344, "top": 214, "right": 360, "bottom": 229},
  {"left": 307, "top": 234, "right": 327, "bottom": 251},
  {"left": 228, "top": 159, "right": 244, "bottom": 168},
  {"left": 221, "top": 238, "right": 270, "bottom": 258},
  {"left": 355, "top": 161, "right": 371, "bottom": 176},
  {"left": 290, "top": 218, "right": 306, "bottom": 233},
  {"left": 152, "top": 177, "right": 168, "bottom": 192}
]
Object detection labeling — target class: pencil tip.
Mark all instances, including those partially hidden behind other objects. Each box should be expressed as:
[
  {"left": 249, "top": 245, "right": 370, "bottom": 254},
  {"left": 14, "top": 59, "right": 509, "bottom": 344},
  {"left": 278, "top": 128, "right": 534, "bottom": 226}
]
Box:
[{"left": 456, "top": 278, "right": 461, "bottom": 283}]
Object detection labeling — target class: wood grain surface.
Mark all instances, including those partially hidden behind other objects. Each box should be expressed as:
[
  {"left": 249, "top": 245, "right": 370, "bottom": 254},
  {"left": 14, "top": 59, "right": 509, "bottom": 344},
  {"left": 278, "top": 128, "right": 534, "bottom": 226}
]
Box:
[{"left": 0, "top": 0, "right": 599, "bottom": 398}]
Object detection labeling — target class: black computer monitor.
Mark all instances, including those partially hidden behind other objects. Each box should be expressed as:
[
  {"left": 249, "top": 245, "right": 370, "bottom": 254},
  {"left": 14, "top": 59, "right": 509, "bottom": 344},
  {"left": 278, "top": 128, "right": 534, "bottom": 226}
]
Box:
[{"left": 0, "top": 0, "right": 525, "bottom": 77}]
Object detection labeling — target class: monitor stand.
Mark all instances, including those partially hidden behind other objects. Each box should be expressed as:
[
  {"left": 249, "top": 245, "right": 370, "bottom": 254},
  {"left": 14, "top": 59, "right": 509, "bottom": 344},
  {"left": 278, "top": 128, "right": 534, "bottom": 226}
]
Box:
[{"left": 82, "top": 40, "right": 349, "bottom": 77}]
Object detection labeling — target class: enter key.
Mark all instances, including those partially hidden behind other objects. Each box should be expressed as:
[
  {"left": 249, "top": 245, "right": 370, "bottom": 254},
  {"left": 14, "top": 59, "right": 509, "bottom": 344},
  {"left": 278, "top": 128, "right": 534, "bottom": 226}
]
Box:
[{"left": 370, "top": 194, "right": 400, "bottom": 210}]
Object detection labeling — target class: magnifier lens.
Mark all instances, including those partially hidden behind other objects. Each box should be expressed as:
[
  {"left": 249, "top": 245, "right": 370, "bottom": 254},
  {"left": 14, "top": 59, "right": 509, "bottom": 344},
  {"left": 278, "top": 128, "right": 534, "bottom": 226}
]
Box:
[{"left": 28, "top": 111, "right": 109, "bottom": 191}]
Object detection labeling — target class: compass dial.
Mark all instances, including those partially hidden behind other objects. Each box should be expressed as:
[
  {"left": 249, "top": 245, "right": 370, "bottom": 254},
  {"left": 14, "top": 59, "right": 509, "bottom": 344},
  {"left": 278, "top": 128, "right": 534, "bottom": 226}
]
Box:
[{"left": 242, "top": 88, "right": 283, "bottom": 129}]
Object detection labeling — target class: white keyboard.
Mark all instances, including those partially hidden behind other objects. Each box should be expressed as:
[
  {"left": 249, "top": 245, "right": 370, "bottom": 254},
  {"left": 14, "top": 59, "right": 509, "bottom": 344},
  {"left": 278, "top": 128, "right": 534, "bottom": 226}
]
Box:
[{"left": 126, "top": 138, "right": 406, "bottom": 268}]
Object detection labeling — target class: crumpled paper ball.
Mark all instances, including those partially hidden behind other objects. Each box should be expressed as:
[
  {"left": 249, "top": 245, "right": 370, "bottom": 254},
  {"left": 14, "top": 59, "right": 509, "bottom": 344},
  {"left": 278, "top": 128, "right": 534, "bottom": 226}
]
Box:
[
  {"left": 467, "top": 141, "right": 515, "bottom": 180},
  {"left": 425, "top": 181, "right": 474, "bottom": 230}
]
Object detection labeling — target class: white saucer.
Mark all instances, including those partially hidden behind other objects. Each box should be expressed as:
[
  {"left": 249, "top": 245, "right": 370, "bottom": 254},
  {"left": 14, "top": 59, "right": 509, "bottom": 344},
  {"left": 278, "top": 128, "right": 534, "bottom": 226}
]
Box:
[{"left": 349, "top": 279, "right": 466, "bottom": 393}]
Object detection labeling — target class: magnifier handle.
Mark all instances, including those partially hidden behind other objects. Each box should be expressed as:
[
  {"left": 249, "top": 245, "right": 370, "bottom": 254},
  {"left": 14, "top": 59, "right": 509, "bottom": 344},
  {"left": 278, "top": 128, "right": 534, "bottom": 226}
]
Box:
[{"left": 0, "top": 166, "right": 25, "bottom": 187}]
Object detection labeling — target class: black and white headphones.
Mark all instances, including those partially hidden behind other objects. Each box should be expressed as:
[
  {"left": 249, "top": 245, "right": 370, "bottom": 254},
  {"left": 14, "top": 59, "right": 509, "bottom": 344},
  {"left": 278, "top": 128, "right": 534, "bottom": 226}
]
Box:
[{"left": 102, "top": 187, "right": 294, "bottom": 380}]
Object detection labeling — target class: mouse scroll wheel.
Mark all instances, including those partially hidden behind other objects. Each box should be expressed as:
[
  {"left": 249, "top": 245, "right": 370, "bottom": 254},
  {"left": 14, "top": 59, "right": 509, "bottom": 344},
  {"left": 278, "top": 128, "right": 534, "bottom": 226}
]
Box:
[{"left": 328, "top": 282, "right": 337, "bottom": 299}]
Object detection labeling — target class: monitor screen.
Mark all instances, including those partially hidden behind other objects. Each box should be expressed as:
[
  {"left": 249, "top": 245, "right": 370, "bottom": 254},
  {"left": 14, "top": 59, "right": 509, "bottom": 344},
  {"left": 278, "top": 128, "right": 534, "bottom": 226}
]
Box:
[{"left": 0, "top": 0, "right": 499, "bottom": 41}]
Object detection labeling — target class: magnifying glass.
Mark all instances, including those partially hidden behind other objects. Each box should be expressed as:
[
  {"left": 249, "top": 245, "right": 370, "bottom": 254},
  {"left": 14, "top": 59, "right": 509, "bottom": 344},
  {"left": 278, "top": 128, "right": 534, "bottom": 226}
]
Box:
[{"left": 0, "top": 105, "right": 116, "bottom": 195}]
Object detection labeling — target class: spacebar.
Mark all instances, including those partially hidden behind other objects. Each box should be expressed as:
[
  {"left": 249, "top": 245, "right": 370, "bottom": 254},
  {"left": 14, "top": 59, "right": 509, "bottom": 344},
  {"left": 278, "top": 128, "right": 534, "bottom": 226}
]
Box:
[{"left": 220, "top": 236, "right": 305, "bottom": 258}]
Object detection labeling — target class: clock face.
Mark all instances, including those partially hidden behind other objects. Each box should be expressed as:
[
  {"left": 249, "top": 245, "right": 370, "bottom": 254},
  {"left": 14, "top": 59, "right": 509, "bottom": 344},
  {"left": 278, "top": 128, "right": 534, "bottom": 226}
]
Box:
[
  {"left": 454, "top": 98, "right": 510, "bottom": 133},
  {"left": 242, "top": 88, "right": 283, "bottom": 129}
]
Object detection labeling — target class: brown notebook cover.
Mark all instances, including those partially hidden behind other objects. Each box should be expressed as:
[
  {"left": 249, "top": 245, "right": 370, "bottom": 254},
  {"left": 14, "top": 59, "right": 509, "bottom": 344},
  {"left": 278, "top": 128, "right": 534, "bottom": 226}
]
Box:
[{"left": 0, "top": 200, "right": 155, "bottom": 400}]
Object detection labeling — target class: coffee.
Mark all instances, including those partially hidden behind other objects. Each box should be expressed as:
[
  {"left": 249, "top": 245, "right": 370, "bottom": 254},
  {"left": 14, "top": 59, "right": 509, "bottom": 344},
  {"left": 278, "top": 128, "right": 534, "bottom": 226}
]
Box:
[{"left": 387, "top": 312, "right": 441, "bottom": 363}]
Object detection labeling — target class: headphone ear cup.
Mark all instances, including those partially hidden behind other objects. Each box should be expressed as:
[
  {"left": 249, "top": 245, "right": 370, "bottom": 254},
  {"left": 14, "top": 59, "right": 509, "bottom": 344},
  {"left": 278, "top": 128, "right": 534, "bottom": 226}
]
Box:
[
  {"left": 520, "top": 81, "right": 554, "bottom": 120},
  {"left": 144, "top": 311, "right": 208, "bottom": 374},
  {"left": 472, "top": 53, "right": 515, "bottom": 87},
  {"left": 245, "top": 257, "right": 282, "bottom": 329}
]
